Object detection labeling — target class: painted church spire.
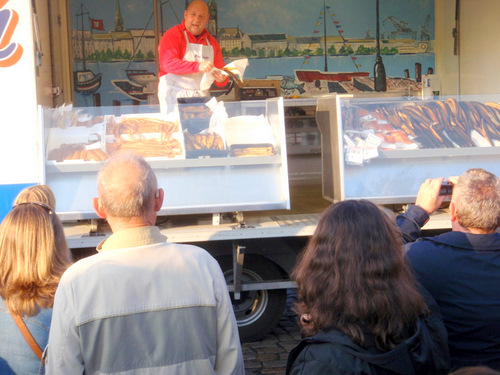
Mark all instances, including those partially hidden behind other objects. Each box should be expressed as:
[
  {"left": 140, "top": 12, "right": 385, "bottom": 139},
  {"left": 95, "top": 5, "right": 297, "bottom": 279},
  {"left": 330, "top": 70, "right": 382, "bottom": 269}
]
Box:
[
  {"left": 208, "top": 0, "right": 218, "bottom": 37},
  {"left": 114, "top": 0, "right": 124, "bottom": 32}
]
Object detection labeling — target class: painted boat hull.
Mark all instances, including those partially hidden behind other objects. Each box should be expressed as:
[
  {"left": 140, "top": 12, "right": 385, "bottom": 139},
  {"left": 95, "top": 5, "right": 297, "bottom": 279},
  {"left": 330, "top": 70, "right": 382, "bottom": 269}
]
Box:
[
  {"left": 295, "top": 69, "right": 369, "bottom": 82},
  {"left": 125, "top": 69, "right": 157, "bottom": 86},
  {"left": 74, "top": 70, "right": 102, "bottom": 94},
  {"left": 112, "top": 79, "right": 150, "bottom": 101}
]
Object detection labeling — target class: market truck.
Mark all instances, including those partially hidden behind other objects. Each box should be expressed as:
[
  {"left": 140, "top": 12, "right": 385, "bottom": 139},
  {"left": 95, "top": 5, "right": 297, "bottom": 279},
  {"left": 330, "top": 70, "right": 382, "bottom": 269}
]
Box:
[
  {"left": 3, "top": 0, "right": 500, "bottom": 342},
  {"left": 0, "top": 0, "right": 321, "bottom": 342}
]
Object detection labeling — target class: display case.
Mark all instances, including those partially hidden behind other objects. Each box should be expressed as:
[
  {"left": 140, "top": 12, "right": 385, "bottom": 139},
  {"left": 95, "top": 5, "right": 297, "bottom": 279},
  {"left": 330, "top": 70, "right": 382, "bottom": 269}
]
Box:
[
  {"left": 42, "top": 98, "right": 289, "bottom": 220},
  {"left": 316, "top": 94, "right": 500, "bottom": 204}
]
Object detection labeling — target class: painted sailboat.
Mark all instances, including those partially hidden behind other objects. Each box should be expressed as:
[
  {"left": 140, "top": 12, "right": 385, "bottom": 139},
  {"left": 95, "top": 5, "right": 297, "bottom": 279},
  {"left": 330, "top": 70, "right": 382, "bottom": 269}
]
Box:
[
  {"left": 123, "top": 6, "right": 157, "bottom": 88},
  {"left": 295, "top": 70, "right": 369, "bottom": 82},
  {"left": 74, "top": 4, "right": 101, "bottom": 94},
  {"left": 294, "top": 1, "right": 369, "bottom": 85},
  {"left": 126, "top": 69, "right": 157, "bottom": 86},
  {"left": 74, "top": 70, "right": 102, "bottom": 93},
  {"left": 111, "top": 79, "right": 156, "bottom": 102}
]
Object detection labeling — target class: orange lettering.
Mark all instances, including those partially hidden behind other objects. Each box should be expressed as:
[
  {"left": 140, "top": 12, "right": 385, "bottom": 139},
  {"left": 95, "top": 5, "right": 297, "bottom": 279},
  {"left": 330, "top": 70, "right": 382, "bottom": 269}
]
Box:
[{"left": 0, "top": 1, "right": 24, "bottom": 67}]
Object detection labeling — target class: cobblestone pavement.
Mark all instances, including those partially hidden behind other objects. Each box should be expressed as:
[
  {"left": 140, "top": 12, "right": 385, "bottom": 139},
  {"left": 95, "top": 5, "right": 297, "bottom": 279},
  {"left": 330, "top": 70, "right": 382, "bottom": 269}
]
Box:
[{"left": 243, "top": 291, "right": 301, "bottom": 375}]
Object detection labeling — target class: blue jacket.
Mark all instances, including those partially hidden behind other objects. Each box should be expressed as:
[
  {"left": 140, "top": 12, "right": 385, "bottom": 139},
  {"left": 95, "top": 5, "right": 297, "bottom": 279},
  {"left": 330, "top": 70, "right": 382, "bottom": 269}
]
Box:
[
  {"left": 0, "top": 298, "right": 49, "bottom": 374},
  {"left": 398, "top": 205, "right": 500, "bottom": 369}
]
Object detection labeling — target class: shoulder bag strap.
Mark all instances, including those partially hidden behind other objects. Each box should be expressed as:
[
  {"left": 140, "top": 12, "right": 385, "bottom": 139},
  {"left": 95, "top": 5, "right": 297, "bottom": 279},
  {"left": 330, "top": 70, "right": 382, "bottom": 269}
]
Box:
[{"left": 10, "top": 312, "right": 45, "bottom": 364}]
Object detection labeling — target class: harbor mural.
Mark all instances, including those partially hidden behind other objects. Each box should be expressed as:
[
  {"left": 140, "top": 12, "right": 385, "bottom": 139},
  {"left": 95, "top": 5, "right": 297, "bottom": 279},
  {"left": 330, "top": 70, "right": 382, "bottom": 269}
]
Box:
[{"left": 70, "top": 0, "right": 435, "bottom": 107}]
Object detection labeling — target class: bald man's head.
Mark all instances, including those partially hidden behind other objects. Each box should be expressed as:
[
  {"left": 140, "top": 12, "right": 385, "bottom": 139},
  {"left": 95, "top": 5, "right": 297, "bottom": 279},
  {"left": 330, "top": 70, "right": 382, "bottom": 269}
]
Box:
[
  {"left": 97, "top": 152, "right": 158, "bottom": 218},
  {"left": 184, "top": 0, "right": 209, "bottom": 36}
]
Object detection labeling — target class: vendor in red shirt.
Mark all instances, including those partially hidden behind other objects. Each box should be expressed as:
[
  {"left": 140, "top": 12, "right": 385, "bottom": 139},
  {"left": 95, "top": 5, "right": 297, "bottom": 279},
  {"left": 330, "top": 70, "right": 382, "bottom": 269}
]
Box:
[{"left": 158, "top": 0, "right": 228, "bottom": 113}]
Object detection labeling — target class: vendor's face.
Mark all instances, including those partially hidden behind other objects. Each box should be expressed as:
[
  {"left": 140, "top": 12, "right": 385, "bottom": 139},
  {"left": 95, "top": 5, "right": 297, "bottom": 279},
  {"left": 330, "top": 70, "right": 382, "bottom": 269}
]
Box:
[{"left": 184, "top": 2, "right": 209, "bottom": 36}]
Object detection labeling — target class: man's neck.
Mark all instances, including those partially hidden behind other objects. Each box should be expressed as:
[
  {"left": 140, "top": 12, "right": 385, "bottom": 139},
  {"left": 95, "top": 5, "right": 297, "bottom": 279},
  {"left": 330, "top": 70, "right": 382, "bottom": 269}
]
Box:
[
  {"left": 107, "top": 215, "right": 156, "bottom": 233},
  {"left": 452, "top": 221, "right": 495, "bottom": 234}
]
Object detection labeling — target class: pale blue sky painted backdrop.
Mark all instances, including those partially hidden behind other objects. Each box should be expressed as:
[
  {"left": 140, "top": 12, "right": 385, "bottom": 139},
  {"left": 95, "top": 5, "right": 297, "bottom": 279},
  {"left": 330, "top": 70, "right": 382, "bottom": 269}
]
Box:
[{"left": 71, "top": 0, "right": 434, "bottom": 40}]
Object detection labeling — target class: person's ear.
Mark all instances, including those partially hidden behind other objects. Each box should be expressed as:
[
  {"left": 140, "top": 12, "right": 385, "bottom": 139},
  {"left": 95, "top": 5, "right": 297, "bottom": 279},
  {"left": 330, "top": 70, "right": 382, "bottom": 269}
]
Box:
[
  {"left": 92, "top": 197, "right": 107, "bottom": 219},
  {"left": 154, "top": 189, "right": 164, "bottom": 212},
  {"left": 449, "top": 201, "right": 457, "bottom": 222}
]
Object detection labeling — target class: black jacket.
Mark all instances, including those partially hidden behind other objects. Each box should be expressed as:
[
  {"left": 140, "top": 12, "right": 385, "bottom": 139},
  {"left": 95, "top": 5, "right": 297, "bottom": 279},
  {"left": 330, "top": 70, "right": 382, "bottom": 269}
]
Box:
[{"left": 286, "top": 310, "right": 450, "bottom": 374}]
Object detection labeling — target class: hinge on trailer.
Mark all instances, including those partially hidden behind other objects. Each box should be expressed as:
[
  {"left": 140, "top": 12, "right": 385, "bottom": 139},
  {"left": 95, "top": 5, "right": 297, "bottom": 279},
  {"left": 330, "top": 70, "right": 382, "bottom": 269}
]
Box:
[
  {"left": 232, "top": 243, "right": 245, "bottom": 300},
  {"left": 88, "top": 219, "right": 103, "bottom": 236},
  {"left": 212, "top": 213, "right": 221, "bottom": 226},
  {"left": 233, "top": 211, "right": 248, "bottom": 228},
  {"left": 213, "top": 212, "right": 250, "bottom": 228}
]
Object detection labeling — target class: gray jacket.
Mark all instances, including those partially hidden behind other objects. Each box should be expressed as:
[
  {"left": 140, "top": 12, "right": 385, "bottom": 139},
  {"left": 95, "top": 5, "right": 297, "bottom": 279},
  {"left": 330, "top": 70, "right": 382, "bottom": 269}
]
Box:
[{"left": 46, "top": 227, "right": 244, "bottom": 374}]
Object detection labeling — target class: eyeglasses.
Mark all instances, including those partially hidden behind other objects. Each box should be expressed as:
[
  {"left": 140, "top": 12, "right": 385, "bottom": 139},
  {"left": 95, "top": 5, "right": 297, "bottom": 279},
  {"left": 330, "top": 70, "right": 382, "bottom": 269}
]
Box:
[{"left": 13, "top": 202, "right": 54, "bottom": 215}]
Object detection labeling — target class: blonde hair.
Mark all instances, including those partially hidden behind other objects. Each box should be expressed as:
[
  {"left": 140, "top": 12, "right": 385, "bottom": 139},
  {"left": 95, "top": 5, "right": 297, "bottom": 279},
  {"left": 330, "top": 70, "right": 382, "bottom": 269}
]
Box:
[
  {"left": 14, "top": 184, "right": 57, "bottom": 211},
  {"left": 0, "top": 203, "right": 71, "bottom": 316}
]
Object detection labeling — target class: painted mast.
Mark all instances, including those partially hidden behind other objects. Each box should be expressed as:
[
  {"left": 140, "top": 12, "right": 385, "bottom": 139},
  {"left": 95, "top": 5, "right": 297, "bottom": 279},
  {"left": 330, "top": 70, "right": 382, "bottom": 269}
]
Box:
[
  {"left": 374, "top": 0, "right": 387, "bottom": 91},
  {"left": 80, "top": 3, "right": 86, "bottom": 71},
  {"left": 74, "top": 3, "right": 102, "bottom": 94},
  {"left": 323, "top": 0, "right": 328, "bottom": 71}
]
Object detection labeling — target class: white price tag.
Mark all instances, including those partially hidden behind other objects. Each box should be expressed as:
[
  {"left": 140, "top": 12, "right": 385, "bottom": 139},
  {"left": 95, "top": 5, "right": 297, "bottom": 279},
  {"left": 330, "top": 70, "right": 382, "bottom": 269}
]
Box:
[
  {"left": 365, "top": 133, "right": 383, "bottom": 147},
  {"left": 362, "top": 133, "right": 381, "bottom": 160},
  {"left": 345, "top": 145, "right": 364, "bottom": 166},
  {"left": 363, "top": 146, "right": 379, "bottom": 160}
]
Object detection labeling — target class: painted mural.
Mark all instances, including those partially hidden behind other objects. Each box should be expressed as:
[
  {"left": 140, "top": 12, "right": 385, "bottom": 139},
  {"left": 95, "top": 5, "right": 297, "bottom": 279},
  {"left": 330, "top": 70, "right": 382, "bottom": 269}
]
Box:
[{"left": 70, "top": 0, "right": 435, "bottom": 107}]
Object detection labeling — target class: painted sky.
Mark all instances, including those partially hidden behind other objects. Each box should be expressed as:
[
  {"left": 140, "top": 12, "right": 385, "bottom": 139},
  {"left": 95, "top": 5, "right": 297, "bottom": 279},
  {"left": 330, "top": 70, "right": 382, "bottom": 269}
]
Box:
[{"left": 71, "top": 0, "right": 434, "bottom": 40}]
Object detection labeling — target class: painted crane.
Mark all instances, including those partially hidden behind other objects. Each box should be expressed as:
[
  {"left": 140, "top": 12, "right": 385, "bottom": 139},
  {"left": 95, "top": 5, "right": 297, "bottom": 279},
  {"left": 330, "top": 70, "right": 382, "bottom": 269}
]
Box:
[
  {"left": 420, "top": 14, "right": 431, "bottom": 41},
  {"left": 383, "top": 16, "right": 417, "bottom": 39}
]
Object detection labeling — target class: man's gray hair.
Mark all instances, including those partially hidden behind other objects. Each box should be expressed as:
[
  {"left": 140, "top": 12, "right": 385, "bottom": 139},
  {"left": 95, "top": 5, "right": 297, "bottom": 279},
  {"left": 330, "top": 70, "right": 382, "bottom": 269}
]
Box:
[
  {"left": 454, "top": 168, "right": 500, "bottom": 231},
  {"left": 97, "top": 152, "right": 158, "bottom": 218}
]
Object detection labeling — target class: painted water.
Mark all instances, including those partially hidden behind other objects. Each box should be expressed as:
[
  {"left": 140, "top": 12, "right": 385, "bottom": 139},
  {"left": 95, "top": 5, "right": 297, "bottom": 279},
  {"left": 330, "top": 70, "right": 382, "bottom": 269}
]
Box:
[{"left": 75, "top": 53, "right": 434, "bottom": 107}]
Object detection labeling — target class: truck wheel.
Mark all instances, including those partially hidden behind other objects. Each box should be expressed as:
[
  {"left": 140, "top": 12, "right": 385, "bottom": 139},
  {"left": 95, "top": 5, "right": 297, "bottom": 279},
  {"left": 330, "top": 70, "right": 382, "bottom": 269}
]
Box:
[{"left": 216, "top": 254, "right": 287, "bottom": 342}]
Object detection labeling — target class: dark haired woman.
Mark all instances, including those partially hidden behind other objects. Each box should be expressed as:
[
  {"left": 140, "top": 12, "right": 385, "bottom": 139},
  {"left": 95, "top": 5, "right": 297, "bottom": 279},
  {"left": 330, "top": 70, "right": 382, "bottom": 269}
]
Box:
[{"left": 286, "top": 200, "right": 450, "bottom": 375}]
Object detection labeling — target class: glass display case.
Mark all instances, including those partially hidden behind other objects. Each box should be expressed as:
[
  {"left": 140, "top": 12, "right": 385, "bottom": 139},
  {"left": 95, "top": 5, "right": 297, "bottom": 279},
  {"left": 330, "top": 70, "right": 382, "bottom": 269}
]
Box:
[
  {"left": 42, "top": 98, "right": 289, "bottom": 220},
  {"left": 316, "top": 94, "right": 500, "bottom": 204}
]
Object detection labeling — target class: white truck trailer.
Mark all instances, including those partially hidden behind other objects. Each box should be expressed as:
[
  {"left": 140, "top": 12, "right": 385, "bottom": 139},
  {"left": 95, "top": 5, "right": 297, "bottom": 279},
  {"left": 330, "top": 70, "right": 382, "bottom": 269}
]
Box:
[{"left": 3, "top": 0, "right": 500, "bottom": 342}]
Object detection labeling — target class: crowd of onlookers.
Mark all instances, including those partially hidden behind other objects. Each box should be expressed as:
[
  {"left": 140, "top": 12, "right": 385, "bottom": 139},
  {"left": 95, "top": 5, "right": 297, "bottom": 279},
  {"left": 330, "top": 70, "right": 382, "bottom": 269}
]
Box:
[{"left": 0, "top": 151, "right": 499, "bottom": 375}]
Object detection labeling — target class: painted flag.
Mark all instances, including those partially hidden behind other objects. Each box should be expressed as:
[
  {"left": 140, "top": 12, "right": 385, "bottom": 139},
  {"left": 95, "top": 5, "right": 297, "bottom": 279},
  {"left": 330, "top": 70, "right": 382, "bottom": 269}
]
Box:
[
  {"left": 336, "top": 25, "right": 341, "bottom": 28},
  {"left": 316, "top": 22, "right": 321, "bottom": 25},
  {"left": 334, "top": 21, "right": 339, "bottom": 24},
  {"left": 339, "top": 30, "right": 344, "bottom": 33},
  {"left": 314, "top": 30, "right": 319, "bottom": 33},
  {"left": 91, "top": 19, "right": 104, "bottom": 30}
]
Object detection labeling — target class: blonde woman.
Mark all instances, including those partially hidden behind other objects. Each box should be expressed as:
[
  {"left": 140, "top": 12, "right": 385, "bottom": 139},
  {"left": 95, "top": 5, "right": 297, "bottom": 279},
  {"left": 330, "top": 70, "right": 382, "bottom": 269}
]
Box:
[
  {"left": 0, "top": 187, "right": 71, "bottom": 374},
  {"left": 13, "top": 184, "right": 56, "bottom": 211}
]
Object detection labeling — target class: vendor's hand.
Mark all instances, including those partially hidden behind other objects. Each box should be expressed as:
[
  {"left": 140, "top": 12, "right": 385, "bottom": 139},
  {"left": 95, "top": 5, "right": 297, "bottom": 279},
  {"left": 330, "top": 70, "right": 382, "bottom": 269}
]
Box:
[
  {"left": 415, "top": 177, "right": 446, "bottom": 214},
  {"left": 211, "top": 69, "right": 227, "bottom": 83},
  {"left": 198, "top": 60, "right": 214, "bottom": 73}
]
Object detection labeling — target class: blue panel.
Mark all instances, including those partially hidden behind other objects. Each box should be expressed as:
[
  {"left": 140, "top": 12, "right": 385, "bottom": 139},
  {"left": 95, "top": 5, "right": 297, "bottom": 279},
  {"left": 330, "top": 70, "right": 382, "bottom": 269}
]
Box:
[{"left": 0, "top": 183, "right": 36, "bottom": 222}]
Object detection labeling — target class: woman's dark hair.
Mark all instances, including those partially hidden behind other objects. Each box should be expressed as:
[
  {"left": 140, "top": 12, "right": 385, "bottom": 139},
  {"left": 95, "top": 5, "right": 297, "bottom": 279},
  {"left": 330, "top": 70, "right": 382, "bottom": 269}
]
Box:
[{"left": 292, "top": 200, "right": 427, "bottom": 350}]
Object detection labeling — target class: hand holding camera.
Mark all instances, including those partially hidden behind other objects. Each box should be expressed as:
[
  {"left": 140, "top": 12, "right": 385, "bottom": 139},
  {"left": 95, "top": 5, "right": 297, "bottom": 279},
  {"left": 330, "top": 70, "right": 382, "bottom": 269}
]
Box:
[
  {"left": 439, "top": 181, "right": 454, "bottom": 196},
  {"left": 415, "top": 177, "right": 448, "bottom": 214}
]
